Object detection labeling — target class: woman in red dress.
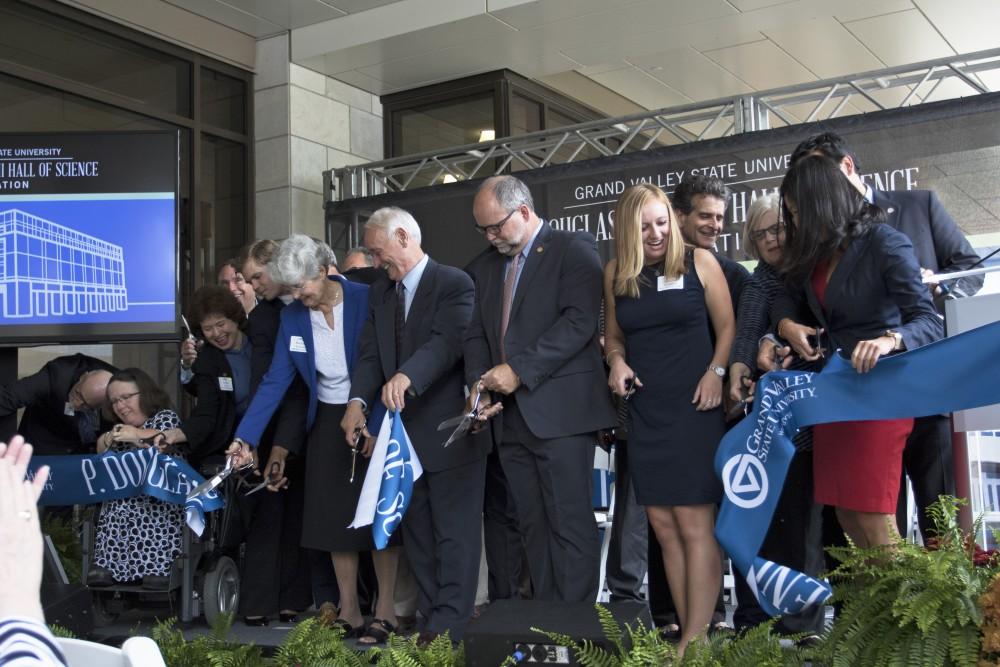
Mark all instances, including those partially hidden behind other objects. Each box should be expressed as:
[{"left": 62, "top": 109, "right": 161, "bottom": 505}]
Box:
[{"left": 774, "top": 154, "right": 942, "bottom": 548}]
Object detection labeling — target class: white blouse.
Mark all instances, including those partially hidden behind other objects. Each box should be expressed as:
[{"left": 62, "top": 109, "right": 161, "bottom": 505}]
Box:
[{"left": 310, "top": 304, "right": 351, "bottom": 404}]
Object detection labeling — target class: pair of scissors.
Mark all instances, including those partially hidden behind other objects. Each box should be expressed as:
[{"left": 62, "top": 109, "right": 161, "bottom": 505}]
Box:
[
  {"left": 244, "top": 462, "right": 284, "bottom": 496},
  {"left": 622, "top": 376, "right": 639, "bottom": 401},
  {"left": 349, "top": 428, "right": 361, "bottom": 483},
  {"left": 187, "top": 454, "right": 254, "bottom": 500},
  {"left": 436, "top": 385, "right": 483, "bottom": 447}
]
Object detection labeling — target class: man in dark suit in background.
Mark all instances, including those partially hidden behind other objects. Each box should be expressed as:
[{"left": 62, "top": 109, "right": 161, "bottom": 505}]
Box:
[
  {"left": 465, "top": 175, "right": 616, "bottom": 603},
  {"left": 0, "top": 353, "right": 116, "bottom": 456},
  {"left": 790, "top": 131, "right": 983, "bottom": 540},
  {"left": 342, "top": 206, "right": 488, "bottom": 643}
]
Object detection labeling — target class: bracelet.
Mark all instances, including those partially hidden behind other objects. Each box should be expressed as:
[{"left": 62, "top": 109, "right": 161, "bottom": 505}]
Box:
[{"left": 605, "top": 348, "right": 625, "bottom": 363}]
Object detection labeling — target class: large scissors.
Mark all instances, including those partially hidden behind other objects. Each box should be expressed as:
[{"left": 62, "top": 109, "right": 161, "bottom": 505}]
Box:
[
  {"left": 244, "top": 461, "right": 283, "bottom": 496},
  {"left": 187, "top": 454, "right": 254, "bottom": 501},
  {"left": 436, "top": 385, "right": 483, "bottom": 447}
]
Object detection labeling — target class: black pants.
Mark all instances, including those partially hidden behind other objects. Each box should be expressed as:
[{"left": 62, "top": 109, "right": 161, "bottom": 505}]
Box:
[
  {"left": 499, "top": 398, "right": 600, "bottom": 602},
  {"left": 896, "top": 415, "right": 954, "bottom": 539},
  {"left": 483, "top": 446, "right": 523, "bottom": 601},
  {"left": 606, "top": 440, "right": 647, "bottom": 602}
]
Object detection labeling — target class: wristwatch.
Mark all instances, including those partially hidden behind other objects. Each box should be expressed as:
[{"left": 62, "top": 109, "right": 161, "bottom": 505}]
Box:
[
  {"left": 708, "top": 364, "right": 726, "bottom": 378},
  {"left": 883, "top": 329, "right": 903, "bottom": 351}
]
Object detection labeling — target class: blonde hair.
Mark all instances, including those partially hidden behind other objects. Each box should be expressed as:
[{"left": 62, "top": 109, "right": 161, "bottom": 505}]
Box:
[
  {"left": 742, "top": 192, "right": 781, "bottom": 261},
  {"left": 612, "top": 184, "right": 685, "bottom": 298}
]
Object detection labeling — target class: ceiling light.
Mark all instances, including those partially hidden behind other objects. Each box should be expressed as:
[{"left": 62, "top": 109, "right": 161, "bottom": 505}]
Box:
[
  {"left": 442, "top": 174, "right": 458, "bottom": 183},
  {"left": 478, "top": 129, "right": 496, "bottom": 143}
]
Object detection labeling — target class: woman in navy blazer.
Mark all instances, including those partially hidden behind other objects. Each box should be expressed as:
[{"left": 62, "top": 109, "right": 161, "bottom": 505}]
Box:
[
  {"left": 774, "top": 155, "right": 942, "bottom": 550},
  {"left": 229, "top": 235, "right": 398, "bottom": 639}
]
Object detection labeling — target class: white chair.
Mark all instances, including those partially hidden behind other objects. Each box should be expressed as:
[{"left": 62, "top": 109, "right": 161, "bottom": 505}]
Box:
[{"left": 58, "top": 636, "right": 166, "bottom": 667}]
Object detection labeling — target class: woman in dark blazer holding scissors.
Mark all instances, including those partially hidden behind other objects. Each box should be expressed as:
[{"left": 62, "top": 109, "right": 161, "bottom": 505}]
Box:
[
  {"left": 774, "top": 154, "right": 942, "bottom": 549},
  {"left": 228, "top": 234, "right": 399, "bottom": 641}
]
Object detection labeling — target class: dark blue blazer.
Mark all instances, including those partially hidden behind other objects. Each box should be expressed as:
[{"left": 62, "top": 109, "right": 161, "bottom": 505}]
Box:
[
  {"left": 235, "top": 276, "right": 368, "bottom": 448},
  {"left": 802, "top": 224, "right": 943, "bottom": 356},
  {"left": 873, "top": 188, "right": 983, "bottom": 305}
]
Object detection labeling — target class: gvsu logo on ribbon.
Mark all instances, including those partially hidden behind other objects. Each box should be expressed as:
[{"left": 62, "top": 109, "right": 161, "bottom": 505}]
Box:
[
  {"left": 715, "top": 319, "right": 1000, "bottom": 618},
  {"left": 349, "top": 409, "right": 423, "bottom": 549}
]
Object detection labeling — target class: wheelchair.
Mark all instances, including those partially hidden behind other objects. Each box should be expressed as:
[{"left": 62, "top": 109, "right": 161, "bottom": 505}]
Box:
[{"left": 80, "top": 459, "right": 244, "bottom": 626}]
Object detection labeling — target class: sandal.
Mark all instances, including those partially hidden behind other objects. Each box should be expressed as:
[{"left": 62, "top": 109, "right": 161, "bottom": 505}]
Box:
[
  {"left": 357, "top": 618, "right": 396, "bottom": 645},
  {"left": 659, "top": 623, "right": 681, "bottom": 641},
  {"left": 332, "top": 618, "right": 364, "bottom": 639}
]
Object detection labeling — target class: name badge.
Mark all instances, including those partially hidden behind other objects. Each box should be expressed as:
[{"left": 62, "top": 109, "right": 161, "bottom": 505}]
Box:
[
  {"left": 64, "top": 402, "right": 75, "bottom": 416},
  {"left": 289, "top": 336, "right": 307, "bottom": 353},
  {"left": 657, "top": 275, "right": 684, "bottom": 291},
  {"left": 218, "top": 376, "right": 234, "bottom": 392}
]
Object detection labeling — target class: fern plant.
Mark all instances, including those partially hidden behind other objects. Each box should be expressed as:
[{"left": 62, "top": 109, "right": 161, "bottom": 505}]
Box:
[
  {"left": 151, "top": 614, "right": 266, "bottom": 667},
  {"left": 369, "top": 632, "right": 463, "bottom": 666},
  {"left": 818, "top": 496, "right": 997, "bottom": 667},
  {"left": 271, "top": 616, "right": 368, "bottom": 667}
]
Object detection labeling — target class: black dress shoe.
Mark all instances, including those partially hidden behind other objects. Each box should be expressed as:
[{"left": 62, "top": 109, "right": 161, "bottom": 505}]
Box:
[
  {"left": 279, "top": 612, "right": 298, "bottom": 623},
  {"left": 244, "top": 616, "right": 268, "bottom": 627},
  {"left": 142, "top": 575, "right": 170, "bottom": 590},
  {"left": 87, "top": 567, "right": 114, "bottom": 587}
]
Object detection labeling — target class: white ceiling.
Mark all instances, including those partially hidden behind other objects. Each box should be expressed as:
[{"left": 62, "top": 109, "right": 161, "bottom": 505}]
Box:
[{"left": 165, "top": 0, "right": 1000, "bottom": 119}]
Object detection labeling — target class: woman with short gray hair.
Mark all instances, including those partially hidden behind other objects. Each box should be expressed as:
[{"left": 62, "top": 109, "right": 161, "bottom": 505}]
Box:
[{"left": 228, "top": 233, "right": 400, "bottom": 639}]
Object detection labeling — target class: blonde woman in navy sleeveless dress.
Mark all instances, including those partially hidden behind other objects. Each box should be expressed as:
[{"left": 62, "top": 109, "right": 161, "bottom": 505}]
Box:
[{"left": 603, "top": 183, "right": 734, "bottom": 655}]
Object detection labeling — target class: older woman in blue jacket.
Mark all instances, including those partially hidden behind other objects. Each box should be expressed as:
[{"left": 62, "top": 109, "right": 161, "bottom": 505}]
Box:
[{"left": 228, "top": 235, "right": 398, "bottom": 641}]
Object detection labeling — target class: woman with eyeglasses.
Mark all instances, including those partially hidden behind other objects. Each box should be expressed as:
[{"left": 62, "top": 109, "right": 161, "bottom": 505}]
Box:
[
  {"left": 773, "top": 155, "right": 942, "bottom": 549},
  {"left": 89, "top": 368, "right": 181, "bottom": 587},
  {"left": 603, "top": 183, "right": 734, "bottom": 655}
]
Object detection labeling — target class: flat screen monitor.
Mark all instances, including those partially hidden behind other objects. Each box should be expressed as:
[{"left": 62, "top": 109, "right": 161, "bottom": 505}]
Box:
[{"left": 0, "top": 131, "right": 178, "bottom": 345}]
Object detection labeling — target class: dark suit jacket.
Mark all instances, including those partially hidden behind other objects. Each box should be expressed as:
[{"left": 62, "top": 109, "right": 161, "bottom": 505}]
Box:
[
  {"left": 873, "top": 189, "right": 983, "bottom": 306},
  {"left": 799, "top": 224, "right": 942, "bottom": 356},
  {"left": 464, "top": 224, "right": 616, "bottom": 440},
  {"left": 0, "top": 353, "right": 116, "bottom": 455},
  {"left": 181, "top": 344, "right": 242, "bottom": 465},
  {"left": 236, "top": 276, "right": 367, "bottom": 448},
  {"left": 350, "top": 258, "right": 488, "bottom": 472}
]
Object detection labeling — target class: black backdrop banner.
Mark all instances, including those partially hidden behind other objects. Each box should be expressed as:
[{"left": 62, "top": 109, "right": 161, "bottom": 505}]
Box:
[{"left": 327, "top": 92, "right": 1000, "bottom": 268}]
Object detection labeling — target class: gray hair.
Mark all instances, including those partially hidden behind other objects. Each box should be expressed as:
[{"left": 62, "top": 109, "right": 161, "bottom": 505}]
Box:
[
  {"left": 269, "top": 234, "right": 337, "bottom": 285},
  {"left": 479, "top": 175, "right": 535, "bottom": 213},
  {"left": 365, "top": 206, "right": 422, "bottom": 243},
  {"left": 344, "top": 246, "right": 374, "bottom": 266},
  {"left": 743, "top": 192, "right": 782, "bottom": 260}
]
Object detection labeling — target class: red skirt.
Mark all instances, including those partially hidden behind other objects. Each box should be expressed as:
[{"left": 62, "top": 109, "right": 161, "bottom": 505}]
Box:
[{"left": 813, "top": 418, "right": 913, "bottom": 513}]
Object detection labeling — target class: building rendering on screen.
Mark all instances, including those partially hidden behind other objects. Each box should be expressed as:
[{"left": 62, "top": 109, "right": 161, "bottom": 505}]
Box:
[{"left": 0, "top": 208, "right": 127, "bottom": 318}]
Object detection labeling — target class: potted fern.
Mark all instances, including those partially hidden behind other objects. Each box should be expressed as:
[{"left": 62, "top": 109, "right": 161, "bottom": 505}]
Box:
[{"left": 818, "top": 496, "right": 999, "bottom": 667}]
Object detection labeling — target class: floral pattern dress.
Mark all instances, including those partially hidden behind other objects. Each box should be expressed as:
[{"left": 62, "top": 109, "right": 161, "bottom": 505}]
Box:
[{"left": 92, "top": 409, "right": 184, "bottom": 583}]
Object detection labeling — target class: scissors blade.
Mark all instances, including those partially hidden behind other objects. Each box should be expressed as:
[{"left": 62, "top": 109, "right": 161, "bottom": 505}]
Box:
[
  {"left": 437, "top": 413, "right": 468, "bottom": 431},
  {"left": 180, "top": 314, "right": 194, "bottom": 338},
  {"left": 187, "top": 469, "right": 227, "bottom": 500},
  {"left": 244, "top": 480, "right": 269, "bottom": 496},
  {"left": 443, "top": 416, "right": 473, "bottom": 447}
]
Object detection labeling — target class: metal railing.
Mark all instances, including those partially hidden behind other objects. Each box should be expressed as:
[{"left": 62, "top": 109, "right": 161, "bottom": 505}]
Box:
[{"left": 325, "top": 47, "right": 1000, "bottom": 202}]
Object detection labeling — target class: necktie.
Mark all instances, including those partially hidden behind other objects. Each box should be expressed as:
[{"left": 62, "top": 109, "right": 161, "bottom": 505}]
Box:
[
  {"left": 500, "top": 253, "right": 521, "bottom": 362},
  {"left": 395, "top": 281, "right": 405, "bottom": 367}
]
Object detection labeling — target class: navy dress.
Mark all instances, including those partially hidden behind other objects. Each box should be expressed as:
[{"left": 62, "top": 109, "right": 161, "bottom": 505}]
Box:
[{"left": 614, "top": 256, "right": 724, "bottom": 506}]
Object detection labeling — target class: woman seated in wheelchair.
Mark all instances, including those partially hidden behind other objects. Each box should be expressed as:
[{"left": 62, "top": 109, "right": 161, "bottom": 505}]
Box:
[{"left": 87, "top": 368, "right": 181, "bottom": 588}]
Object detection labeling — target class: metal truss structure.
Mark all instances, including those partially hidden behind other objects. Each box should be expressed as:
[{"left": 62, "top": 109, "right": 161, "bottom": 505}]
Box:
[{"left": 325, "top": 47, "right": 1000, "bottom": 203}]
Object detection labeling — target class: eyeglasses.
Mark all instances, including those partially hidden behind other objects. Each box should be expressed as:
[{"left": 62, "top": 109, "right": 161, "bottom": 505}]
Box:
[
  {"left": 748, "top": 222, "right": 785, "bottom": 241},
  {"left": 474, "top": 208, "right": 518, "bottom": 236},
  {"left": 109, "top": 391, "right": 140, "bottom": 407}
]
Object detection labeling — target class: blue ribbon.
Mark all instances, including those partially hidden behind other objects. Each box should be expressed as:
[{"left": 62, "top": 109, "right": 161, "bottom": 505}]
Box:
[
  {"left": 373, "top": 411, "right": 418, "bottom": 550},
  {"left": 715, "top": 320, "right": 1000, "bottom": 616},
  {"left": 29, "top": 448, "right": 224, "bottom": 536}
]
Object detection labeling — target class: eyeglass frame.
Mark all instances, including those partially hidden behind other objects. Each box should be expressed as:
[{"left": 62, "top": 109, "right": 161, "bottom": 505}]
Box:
[
  {"left": 108, "top": 391, "right": 141, "bottom": 407},
  {"left": 748, "top": 221, "right": 786, "bottom": 242},
  {"left": 474, "top": 207, "right": 519, "bottom": 236}
]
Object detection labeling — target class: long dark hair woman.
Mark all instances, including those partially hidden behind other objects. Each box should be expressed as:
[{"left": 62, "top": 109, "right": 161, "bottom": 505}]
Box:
[{"left": 773, "top": 154, "right": 942, "bottom": 549}]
